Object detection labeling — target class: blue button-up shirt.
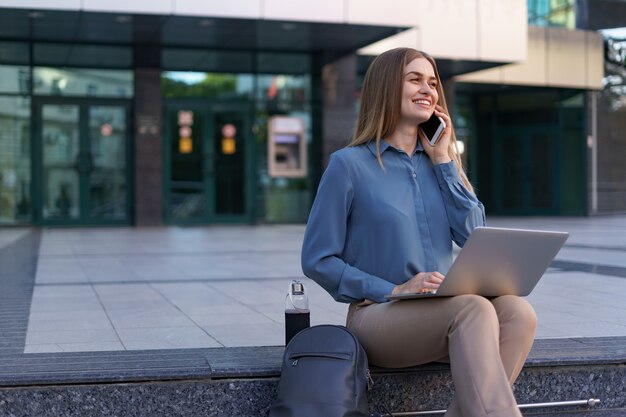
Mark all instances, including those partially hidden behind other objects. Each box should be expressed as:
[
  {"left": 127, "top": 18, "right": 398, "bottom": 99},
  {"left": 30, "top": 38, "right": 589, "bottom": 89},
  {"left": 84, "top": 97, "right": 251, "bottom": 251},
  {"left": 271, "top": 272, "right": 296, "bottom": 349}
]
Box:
[{"left": 301, "top": 140, "right": 486, "bottom": 303}]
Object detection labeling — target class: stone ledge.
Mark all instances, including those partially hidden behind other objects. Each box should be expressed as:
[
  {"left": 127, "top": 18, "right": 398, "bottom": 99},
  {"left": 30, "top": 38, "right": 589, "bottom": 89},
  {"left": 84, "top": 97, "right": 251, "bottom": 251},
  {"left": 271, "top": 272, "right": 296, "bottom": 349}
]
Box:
[
  {"left": 1, "top": 336, "right": 624, "bottom": 387},
  {"left": 0, "top": 337, "right": 625, "bottom": 416},
  {"left": 0, "top": 364, "right": 624, "bottom": 417}
]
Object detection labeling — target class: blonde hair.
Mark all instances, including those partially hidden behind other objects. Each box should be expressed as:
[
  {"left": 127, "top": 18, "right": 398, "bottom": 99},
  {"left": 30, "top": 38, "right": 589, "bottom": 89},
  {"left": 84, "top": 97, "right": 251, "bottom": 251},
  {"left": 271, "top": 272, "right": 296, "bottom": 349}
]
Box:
[{"left": 349, "top": 48, "right": 474, "bottom": 192}]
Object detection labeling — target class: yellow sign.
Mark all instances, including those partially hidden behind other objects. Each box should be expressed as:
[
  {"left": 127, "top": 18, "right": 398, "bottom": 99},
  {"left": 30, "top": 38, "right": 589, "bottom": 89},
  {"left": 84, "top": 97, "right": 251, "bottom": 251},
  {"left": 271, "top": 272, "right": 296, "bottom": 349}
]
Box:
[
  {"left": 179, "top": 137, "right": 192, "bottom": 154},
  {"left": 222, "top": 137, "right": 236, "bottom": 155}
]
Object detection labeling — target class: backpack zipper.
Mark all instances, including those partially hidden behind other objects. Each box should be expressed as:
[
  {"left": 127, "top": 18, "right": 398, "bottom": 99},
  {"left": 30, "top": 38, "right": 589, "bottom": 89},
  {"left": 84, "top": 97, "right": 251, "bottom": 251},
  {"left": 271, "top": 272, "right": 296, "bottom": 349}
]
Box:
[{"left": 289, "top": 351, "right": 352, "bottom": 366}]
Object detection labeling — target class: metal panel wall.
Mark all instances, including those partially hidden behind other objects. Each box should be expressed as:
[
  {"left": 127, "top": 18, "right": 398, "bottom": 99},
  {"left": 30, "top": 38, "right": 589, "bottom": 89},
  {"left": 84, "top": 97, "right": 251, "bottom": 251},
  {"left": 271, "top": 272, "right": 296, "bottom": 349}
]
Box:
[{"left": 455, "top": 26, "right": 604, "bottom": 90}]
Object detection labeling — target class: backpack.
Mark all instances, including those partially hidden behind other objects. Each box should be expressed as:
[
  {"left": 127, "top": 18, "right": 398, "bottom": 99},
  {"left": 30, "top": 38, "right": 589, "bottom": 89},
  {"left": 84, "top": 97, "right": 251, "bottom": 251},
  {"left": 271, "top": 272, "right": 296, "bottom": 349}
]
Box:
[{"left": 268, "top": 324, "right": 373, "bottom": 417}]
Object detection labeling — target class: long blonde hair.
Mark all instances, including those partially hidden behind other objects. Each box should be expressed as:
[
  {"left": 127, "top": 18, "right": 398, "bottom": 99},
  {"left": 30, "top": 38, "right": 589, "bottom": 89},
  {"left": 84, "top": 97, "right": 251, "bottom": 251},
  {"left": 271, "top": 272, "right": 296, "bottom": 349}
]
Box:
[{"left": 349, "top": 48, "right": 474, "bottom": 192}]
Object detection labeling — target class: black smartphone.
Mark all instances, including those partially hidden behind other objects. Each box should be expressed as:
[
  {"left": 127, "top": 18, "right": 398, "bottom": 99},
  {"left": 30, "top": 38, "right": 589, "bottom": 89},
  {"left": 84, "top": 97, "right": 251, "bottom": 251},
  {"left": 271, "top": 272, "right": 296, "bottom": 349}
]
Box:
[{"left": 419, "top": 114, "right": 446, "bottom": 146}]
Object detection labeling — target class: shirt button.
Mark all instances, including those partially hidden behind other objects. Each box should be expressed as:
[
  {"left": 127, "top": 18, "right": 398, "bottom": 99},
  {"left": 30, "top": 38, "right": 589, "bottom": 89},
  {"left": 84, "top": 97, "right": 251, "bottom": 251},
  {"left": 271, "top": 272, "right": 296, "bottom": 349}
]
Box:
[{"left": 412, "top": 171, "right": 417, "bottom": 178}]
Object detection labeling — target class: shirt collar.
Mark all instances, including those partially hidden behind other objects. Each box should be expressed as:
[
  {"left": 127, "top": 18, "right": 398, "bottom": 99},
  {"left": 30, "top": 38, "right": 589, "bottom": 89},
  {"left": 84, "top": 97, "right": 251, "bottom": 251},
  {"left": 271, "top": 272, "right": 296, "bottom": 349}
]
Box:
[
  {"left": 366, "top": 140, "right": 390, "bottom": 157},
  {"left": 366, "top": 138, "right": 424, "bottom": 157}
]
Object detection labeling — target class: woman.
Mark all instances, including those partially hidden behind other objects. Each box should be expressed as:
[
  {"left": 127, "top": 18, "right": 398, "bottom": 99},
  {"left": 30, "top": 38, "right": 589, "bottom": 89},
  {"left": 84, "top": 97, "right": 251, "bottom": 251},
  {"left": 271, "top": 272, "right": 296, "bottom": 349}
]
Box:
[{"left": 301, "top": 48, "right": 536, "bottom": 417}]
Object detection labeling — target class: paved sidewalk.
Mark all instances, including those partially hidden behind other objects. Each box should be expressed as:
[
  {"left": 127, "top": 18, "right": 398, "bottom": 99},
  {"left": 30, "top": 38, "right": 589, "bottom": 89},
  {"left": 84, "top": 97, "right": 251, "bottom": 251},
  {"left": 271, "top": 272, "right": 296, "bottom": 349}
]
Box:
[{"left": 7, "top": 216, "right": 626, "bottom": 353}]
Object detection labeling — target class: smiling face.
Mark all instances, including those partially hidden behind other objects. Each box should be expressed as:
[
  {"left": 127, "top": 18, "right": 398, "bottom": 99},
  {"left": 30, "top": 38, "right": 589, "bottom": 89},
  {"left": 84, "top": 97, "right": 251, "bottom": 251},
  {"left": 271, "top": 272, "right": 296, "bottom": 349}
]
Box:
[{"left": 399, "top": 57, "right": 439, "bottom": 126}]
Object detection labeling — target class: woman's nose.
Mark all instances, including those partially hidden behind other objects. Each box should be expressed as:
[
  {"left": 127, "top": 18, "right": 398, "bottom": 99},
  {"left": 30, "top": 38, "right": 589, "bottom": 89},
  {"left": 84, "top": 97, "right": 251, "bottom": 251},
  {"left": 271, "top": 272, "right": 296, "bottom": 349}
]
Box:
[{"left": 418, "top": 83, "right": 433, "bottom": 95}]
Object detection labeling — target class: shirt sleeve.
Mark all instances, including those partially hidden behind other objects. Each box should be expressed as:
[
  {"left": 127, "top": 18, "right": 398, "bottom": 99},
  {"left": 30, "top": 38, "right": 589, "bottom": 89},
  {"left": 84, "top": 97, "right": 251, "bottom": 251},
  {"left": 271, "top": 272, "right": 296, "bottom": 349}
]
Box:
[
  {"left": 433, "top": 161, "right": 486, "bottom": 247},
  {"left": 301, "top": 154, "right": 396, "bottom": 304}
]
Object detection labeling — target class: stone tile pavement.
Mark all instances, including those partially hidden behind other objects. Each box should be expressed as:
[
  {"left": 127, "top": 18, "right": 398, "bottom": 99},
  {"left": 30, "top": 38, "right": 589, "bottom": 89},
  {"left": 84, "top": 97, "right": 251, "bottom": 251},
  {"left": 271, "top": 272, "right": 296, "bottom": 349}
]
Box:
[{"left": 4, "top": 216, "right": 626, "bottom": 353}]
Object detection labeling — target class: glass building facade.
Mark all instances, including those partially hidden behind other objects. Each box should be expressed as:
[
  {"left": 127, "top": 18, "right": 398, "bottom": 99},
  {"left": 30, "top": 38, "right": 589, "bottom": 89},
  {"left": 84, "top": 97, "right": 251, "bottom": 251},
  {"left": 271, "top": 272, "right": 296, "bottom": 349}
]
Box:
[
  {"left": 0, "top": 60, "right": 31, "bottom": 224},
  {"left": 0, "top": 8, "right": 405, "bottom": 226},
  {"left": 0, "top": 47, "right": 319, "bottom": 225},
  {"left": 0, "top": 41, "right": 135, "bottom": 225},
  {"left": 528, "top": 0, "right": 576, "bottom": 29},
  {"left": 0, "top": 1, "right": 620, "bottom": 225},
  {"left": 446, "top": 1, "right": 591, "bottom": 216},
  {"left": 161, "top": 65, "right": 314, "bottom": 223}
]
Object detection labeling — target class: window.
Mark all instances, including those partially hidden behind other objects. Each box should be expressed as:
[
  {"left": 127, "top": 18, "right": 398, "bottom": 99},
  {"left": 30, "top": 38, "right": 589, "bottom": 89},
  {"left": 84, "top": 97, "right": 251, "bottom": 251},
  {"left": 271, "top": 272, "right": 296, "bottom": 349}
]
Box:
[
  {"left": 528, "top": 0, "right": 575, "bottom": 29},
  {"left": 0, "top": 96, "right": 31, "bottom": 224},
  {"left": 0, "top": 65, "right": 31, "bottom": 94},
  {"left": 161, "top": 72, "right": 254, "bottom": 99},
  {"left": 33, "top": 67, "right": 133, "bottom": 98}
]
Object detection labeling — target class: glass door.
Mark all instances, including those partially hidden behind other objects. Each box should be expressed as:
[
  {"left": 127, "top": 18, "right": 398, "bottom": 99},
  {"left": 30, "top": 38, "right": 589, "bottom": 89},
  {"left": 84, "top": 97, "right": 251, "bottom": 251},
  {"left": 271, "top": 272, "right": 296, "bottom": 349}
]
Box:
[
  {"left": 164, "top": 101, "right": 253, "bottom": 224},
  {"left": 39, "top": 103, "right": 81, "bottom": 221},
  {"left": 165, "top": 105, "right": 208, "bottom": 223},
  {"left": 34, "top": 99, "right": 132, "bottom": 225},
  {"left": 87, "top": 105, "right": 129, "bottom": 221},
  {"left": 493, "top": 126, "right": 559, "bottom": 215},
  {"left": 212, "top": 110, "right": 248, "bottom": 219}
]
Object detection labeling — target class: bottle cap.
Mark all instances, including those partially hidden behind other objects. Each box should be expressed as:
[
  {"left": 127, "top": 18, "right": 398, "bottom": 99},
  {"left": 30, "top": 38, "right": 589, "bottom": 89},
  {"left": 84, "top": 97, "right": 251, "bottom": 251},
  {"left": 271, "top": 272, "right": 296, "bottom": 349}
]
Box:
[{"left": 286, "top": 280, "right": 309, "bottom": 312}]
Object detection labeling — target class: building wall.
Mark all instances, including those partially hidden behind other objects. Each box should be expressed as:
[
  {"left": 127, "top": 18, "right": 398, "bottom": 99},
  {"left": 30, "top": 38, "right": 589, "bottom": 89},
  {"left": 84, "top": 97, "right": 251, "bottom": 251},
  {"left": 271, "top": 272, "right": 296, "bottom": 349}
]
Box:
[
  {"left": 3, "top": 0, "right": 619, "bottom": 222},
  {"left": 454, "top": 26, "right": 604, "bottom": 90},
  {"left": 9, "top": 0, "right": 529, "bottom": 65},
  {"left": 359, "top": 0, "right": 527, "bottom": 63},
  {"left": 584, "top": 0, "right": 626, "bottom": 214},
  {"left": 467, "top": 88, "right": 587, "bottom": 216},
  {"left": 321, "top": 54, "right": 358, "bottom": 167},
  {"left": 591, "top": 79, "right": 626, "bottom": 214},
  {"left": 134, "top": 69, "right": 162, "bottom": 225}
]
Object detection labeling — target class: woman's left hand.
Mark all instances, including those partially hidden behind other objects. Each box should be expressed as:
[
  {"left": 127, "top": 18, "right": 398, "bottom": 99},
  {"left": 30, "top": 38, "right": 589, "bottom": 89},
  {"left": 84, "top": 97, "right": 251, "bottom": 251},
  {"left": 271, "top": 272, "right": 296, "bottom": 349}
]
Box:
[
  {"left": 419, "top": 105, "right": 452, "bottom": 165},
  {"left": 391, "top": 271, "right": 445, "bottom": 295}
]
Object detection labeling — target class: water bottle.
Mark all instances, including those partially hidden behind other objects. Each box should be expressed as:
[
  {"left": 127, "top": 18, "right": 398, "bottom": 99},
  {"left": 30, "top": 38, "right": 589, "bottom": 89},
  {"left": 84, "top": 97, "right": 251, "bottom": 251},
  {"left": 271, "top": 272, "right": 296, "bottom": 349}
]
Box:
[{"left": 285, "top": 280, "right": 310, "bottom": 345}]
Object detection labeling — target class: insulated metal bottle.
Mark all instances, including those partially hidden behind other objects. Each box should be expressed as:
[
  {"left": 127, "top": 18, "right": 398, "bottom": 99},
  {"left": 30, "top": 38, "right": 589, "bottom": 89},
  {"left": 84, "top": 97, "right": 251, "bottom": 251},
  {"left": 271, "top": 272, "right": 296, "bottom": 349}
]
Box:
[{"left": 284, "top": 280, "right": 310, "bottom": 345}]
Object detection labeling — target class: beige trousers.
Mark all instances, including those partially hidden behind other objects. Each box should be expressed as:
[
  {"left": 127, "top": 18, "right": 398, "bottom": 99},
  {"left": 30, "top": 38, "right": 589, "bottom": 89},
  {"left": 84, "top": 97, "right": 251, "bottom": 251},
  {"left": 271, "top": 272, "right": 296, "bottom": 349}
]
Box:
[{"left": 346, "top": 294, "right": 537, "bottom": 417}]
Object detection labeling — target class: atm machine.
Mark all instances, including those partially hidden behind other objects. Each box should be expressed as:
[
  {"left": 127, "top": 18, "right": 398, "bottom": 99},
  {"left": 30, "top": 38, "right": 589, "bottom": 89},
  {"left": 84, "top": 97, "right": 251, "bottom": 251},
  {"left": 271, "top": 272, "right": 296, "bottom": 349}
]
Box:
[{"left": 268, "top": 116, "right": 307, "bottom": 178}]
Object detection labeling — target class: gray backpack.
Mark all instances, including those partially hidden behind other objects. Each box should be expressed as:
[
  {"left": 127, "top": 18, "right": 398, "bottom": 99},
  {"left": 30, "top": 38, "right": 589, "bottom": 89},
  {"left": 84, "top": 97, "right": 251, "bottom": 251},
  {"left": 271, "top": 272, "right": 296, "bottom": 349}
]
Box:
[{"left": 269, "top": 325, "right": 372, "bottom": 417}]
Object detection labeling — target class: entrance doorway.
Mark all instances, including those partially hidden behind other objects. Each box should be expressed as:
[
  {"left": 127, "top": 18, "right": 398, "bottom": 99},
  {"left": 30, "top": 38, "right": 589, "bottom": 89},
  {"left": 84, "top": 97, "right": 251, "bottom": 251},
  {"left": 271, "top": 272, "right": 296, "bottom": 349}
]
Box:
[
  {"left": 33, "top": 99, "right": 132, "bottom": 225},
  {"left": 163, "top": 101, "right": 254, "bottom": 224},
  {"left": 492, "top": 126, "right": 559, "bottom": 215}
]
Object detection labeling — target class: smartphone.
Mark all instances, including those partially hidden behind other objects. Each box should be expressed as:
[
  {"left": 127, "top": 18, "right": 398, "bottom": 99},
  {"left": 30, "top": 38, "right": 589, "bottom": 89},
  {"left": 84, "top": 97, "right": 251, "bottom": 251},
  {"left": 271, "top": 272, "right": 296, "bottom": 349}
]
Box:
[{"left": 419, "top": 114, "right": 446, "bottom": 146}]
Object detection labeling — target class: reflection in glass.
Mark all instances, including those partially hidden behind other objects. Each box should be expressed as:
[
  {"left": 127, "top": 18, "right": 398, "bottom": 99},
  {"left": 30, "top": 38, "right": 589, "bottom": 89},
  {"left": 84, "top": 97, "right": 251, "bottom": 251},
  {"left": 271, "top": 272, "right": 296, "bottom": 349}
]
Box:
[
  {"left": 42, "top": 105, "right": 80, "bottom": 219},
  {"left": 0, "top": 96, "right": 31, "bottom": 224},
  {"left": 89, "top": 106, "right": 127, "bottom": 219},
  {"left": 527, "top": 0, "right": 575, "bottom": 29},
  {"left": 0, "top": 65, "right": 30, "bottom": 94},
  {"left": 161, "top": 72, "right": 254, "bottom": 99},
  {"left": 34, "top": 67, "right": 133, "bottom": 98},
  {"left": 256, "top": 74, "right": 310, "bottom": 105}
]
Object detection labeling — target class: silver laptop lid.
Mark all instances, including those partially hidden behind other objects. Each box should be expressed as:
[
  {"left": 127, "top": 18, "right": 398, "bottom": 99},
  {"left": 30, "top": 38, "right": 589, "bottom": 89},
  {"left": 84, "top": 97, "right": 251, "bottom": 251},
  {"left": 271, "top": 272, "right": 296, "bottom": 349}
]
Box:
[
  {"left": 437, "top": 227, "right": 569, "bottom": 297},
  {"left": 387, "top": 227, "right": 569, "bottom": 300}
]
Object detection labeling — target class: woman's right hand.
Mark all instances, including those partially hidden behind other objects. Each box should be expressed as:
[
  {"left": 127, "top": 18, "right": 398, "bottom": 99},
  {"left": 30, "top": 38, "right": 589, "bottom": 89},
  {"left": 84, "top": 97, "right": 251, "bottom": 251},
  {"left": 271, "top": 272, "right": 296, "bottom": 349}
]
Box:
[{"left": 391, "top": 271, "right": 445, "bottom": 295}]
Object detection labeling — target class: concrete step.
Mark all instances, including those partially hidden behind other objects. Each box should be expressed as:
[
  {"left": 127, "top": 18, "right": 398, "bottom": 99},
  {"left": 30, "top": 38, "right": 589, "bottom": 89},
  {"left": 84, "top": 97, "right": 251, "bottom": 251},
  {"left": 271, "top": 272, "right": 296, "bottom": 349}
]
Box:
[{"left": 0, "top": 337, "right": 624, "bottom": 416}]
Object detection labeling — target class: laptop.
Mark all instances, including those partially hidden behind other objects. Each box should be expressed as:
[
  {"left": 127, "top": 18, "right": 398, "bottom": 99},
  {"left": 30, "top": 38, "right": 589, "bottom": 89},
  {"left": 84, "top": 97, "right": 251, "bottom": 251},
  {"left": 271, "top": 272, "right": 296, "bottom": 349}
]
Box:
[{"left": 386, "top": 227, "right": 569, "bottom": 300}]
